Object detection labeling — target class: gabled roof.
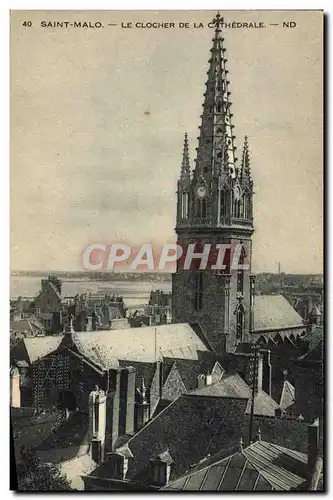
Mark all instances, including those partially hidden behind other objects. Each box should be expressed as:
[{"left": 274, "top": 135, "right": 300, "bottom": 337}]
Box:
[
  {"left": 163, "top": 440, "right": 308, "bottom": 491},
  {"left": 190, "top": 373, "right": 250, "bottom": 399},
  {"left": 10, "top": 317, "right": 44, "bottom": 335},
  {"left": 254, "top": 295, "right": 304, "bottom": 332},
  {"left": 162, "top": 358, "right": 221, "bottom": 391},
  {"left": 49, "top": 281, "right": 63, "bottom": 301},
  {"left": 189, "top": 373, "right": 279, "bottom": 417},
  {"left": 280, "top": 380, "right": 295, "bottom": 410},
  {"left": 11, "top": 323, "right": 210, "bottom": 370},
  {"left": 11, "top": 336, "right": 63, "bottom": 364},
  {"left": 72, "top": 323, "right": 209, "bottom": 369},
  {"left": 154, "top": 450, "right": 174, "bottom": 465}
]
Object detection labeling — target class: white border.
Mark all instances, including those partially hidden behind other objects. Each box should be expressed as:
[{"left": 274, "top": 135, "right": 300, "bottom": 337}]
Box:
[{"left": 3, "top": 2, "right": 329, "bottom": 498}]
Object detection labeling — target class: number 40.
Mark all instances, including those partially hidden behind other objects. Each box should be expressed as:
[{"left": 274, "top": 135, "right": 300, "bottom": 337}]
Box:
[{"left": 22, "top": 21, "right": 32, "bottom": 27}]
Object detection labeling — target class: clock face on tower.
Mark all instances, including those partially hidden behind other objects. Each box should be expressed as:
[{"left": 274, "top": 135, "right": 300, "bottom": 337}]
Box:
[{"left": 196, "top": 185, "right": 207, "bottom": 199}]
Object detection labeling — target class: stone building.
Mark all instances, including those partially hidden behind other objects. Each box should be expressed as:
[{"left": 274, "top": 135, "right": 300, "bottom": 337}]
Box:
[
  {"left": 10, "top": 322, "right": 217, "bottom": 441},
  {"left": 171, "top": 13, "right": 306, "bottom": 355},
  {"left": 82, "top": 379, "right": 323, "bottom": 491}
]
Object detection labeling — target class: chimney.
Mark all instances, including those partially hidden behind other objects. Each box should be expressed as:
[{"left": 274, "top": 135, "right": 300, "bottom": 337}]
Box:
[
  {"left": 10, "top": 366, "right": 21, "bottom": 408},
  {"left": 197, "top": 371, "right": 212, "bottom": 389},
  {"left": 89, "top": 385, "right": 107, "bottom": 464},
  {"left": 275, "top": 407, "right": 282, "bottom": 418},
  {"left": 135, "top": 378, "right": 150, "bottom": 431},
  {"left": 105, "top": 369, "right": 120, "bottom": 451},
  {"left": 308, "top": 418, "right": 320, "bottom": 476},
  {"left": 118, "top": 366, "right": 136, "bottom": 436},
  {"left": 61, "top": 315, "right": 75, "bottom": 347},
  {"left": 260, "top": 349, "right": 272, "bottom": 396},
  {"left": 246, "top": 348, "right": 261, "bottom": 395},
  {"left": 197, "top": 373, "right": 206, "bottom": 389},
  {"left": 239, "top": 436, "right": 243, "bottom": 452}
]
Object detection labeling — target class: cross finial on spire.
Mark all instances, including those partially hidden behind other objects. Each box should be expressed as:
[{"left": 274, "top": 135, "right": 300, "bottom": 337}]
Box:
[
  {"left": 241, "top": 135, "right": 251, "bottom": 179},
  {"left": 212, "top": 11, "right": 224, "bottom": 34}
]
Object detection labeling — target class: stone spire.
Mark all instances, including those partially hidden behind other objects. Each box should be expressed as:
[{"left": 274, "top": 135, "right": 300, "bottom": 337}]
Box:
[
  {"left": 180, "top": 132, "right": 191, "bottom": 183},
  {"left": 194, "top": 12, "right": 237, "bottom": 182},
  {"left": 240, "top": 135, "right": 251, "bottom": 180}
]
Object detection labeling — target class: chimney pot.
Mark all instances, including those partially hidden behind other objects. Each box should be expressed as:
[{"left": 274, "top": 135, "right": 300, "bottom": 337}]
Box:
[{"left": 308, "top": 418, "right": 320, "bottom": 476}]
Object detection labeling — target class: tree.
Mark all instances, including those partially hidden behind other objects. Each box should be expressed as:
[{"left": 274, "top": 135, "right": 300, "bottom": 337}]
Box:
[{"left": 16, "top": 447, "right": 73, "bottom": 491}]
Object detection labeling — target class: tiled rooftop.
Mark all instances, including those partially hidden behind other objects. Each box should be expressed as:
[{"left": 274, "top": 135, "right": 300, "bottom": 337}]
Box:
[
  {"left": 253, "top": 295, "right": 304, "bottom": 332},
  {"left": 164, "top": 440, "right": 308, "bottom": 491}
]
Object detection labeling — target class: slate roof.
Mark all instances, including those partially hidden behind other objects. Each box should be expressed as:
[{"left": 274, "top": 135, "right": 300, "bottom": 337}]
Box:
[
  {"left": 163, "top": 440, "right": 308, "bottom": 491},
  {"left": 124, "top": 395, "right": 249, "bottom": 482},
  {"left": 162, "top": 358, "right": 219, "bottom": 391},
  {"left": 10, "top": 317, "right": 45, "bottom": 335},
  {"left": 11, "top": 324, "right": 209, "bottom": 370},
  {"left": 72, "top": 323, "right": 209, "bottom": 369},
  {"left": 253, "top": 295, "right": 304, "bottom": 332},
  {"left": 190, "top": 373, "right": 250, "bottom": 399},
  {"left": 301, "top": 326, "right": 323, "bottom": 359},
  {"left": 89, "top": 395, "right": 312, "bottom": 487},
  {"left": 49, "top": 281, "right": 63, "bottom": 301},
  {"left": 189, "top": 373, "right": 279, "bottom": 417}
]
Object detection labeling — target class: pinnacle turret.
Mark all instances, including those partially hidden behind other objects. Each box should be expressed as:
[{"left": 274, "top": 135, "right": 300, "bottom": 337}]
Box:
[
  {"left": 194, "top": 13, "right": 236, "bottom": 182},
  {"left": 180, "top": 132, "right": 191, "bottom": 182},
  {"left": 240, "top": 135, "right": 251, "bottom": 180}
]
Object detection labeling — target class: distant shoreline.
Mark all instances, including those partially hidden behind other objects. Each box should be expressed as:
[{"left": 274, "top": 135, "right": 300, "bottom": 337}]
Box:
[{"left": 10, "top": 271, "right": 173, "bottom": 282}]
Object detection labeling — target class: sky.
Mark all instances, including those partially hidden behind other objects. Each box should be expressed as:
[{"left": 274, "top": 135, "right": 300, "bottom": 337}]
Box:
[{"left": 10, "top": 10, "right": 323, "bottom": 273}]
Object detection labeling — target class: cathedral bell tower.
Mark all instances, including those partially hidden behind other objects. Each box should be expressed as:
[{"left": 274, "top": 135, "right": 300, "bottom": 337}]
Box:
[{"left": 172, "top": 13, "right": 254, "bottom": 353}]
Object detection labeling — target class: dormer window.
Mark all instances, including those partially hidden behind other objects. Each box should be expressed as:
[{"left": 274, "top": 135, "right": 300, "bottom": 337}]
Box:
[
  {"left": 108, "top": 445, "right": 133, "bottom": 480},
  {"left": 151, "top": 451, "right": 174, "bottom": 486}
]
